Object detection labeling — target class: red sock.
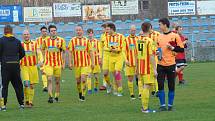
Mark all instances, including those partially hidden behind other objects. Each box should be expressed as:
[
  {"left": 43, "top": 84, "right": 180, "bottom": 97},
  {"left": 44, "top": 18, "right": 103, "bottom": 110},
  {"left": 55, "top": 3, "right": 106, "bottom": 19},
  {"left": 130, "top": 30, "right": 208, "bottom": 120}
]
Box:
[{"left": 177, "top": 71, "right": 183, "bottom": 81}]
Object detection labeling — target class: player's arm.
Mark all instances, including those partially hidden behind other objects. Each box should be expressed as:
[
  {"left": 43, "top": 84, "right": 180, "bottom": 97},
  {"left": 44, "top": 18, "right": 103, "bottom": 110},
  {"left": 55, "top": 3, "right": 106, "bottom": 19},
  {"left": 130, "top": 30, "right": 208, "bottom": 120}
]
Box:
[
  {"left": 149, "top": 41, "right": 157, "bottom": 77},
  {"left": 98, "top": 41, "right": 102, "bottom": 65},
  {"left": 167, "top": 34, "right": 184, "bottom": 52},
  {"left": 68, "top": 40, "right": 73, "bottom": 70},
  {"left": 61, "top": 39, "right": 66, "bottom": 69},
  {"left": 36, "top": 43, "right": 44, "bottom": 66}
]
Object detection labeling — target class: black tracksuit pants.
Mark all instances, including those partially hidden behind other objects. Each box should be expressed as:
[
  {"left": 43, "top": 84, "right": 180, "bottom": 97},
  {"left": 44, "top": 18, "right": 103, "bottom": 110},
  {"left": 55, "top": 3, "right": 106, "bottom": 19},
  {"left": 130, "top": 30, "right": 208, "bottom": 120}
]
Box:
[{"left": 1, "top": 63, "right": 24, "bottom": 105}]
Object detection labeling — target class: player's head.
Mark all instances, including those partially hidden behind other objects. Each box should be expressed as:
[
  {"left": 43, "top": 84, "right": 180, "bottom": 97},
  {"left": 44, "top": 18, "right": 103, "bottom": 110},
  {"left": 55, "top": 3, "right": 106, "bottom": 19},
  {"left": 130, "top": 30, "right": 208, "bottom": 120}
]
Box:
[
  {"left": 129, "top": 25, "right": 136, "bottom": 35},
  {"left": 101, "top": 23, "right": 109, "bottom": 33},
  {"left": 4, "top": 25, "right": 13, "bottom": 35},
  {"left": 87, "top": 28, "right": 94, "bottom": 39},
  {"left": 40, "top": 26, "right": 48, "bottom": 37},
  {"left": 107, "top": 23, "right": 116, "bottom": 35},
  {"left": 139, "top": 31, "right": 144, "bottom": 36},
  {"left": 141, "top": 22, "right": 152, "bottom": 33},
  {"left": 159, "top": 18, "right": 170, "bottom": 32},
  {"left": 22, "top": 30, "right": 31, "bottom": 41},
  {"left": 48, "top": 25, "right": 57, "bottom": 37},
  {"left": 75, "top": 25, "right": 84, "bottom": 37},
  {"left": 175, "top": 26, "right": 182, "bottom": 34}
]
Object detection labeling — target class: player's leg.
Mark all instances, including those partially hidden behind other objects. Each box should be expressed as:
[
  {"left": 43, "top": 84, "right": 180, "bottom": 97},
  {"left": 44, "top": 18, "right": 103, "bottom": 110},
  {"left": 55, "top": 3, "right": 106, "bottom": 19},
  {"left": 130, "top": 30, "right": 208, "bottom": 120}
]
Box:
[
  {"left": 28, "top": 66, "right": 39, "bottom": 107},
  {"left": 115, "top": 57, "right": 123, "bottom": 96},
  {"left": 93, "top": 73, "right": 99, "bottom": 93},
  {"left": 102, "top": 54, "right": 111, "bottom": 90},
  {"left": 53, "top": 67, "right": 62, "bottom": 102},
  {"left": 138, "top": 76, "right": 143, "bottom": 98},
  {"left": 176, "top": 65, "right": 185, "bottom": 84},
  {"left": 87, "top": 73, "right": 92, "bottom": 94},
  {"left": 125, "top": 66, "right": 135, "bottom": 99},
  {"left": 141, "top": 75, "right": 156, "bottom": 113},
  {"left": 21, "top": 66, "right": 30, "bottom": 107},
  {"left": 75, "top": 67, "right": 82, "bottom": 100},
  {"left": 157, "top": 65, "right": 167, "bottom": 111},
  {"left": 167, "top": 65, "right": 176, "bottom": 111},
  {"left": 80, "top": 68, "right": 88, "bottom": 101},
  {"left": 45, "top": 66, "right": 54, "bottom": 103},
  {"left": 40, "top": 66, "right": 48, "bottom": 92}
]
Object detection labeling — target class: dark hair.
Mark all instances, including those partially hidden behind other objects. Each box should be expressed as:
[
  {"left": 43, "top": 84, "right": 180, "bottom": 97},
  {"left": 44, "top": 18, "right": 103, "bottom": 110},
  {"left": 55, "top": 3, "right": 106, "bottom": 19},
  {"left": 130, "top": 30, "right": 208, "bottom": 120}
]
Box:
[
  {"left": 159, "top": 18, "right": 170, "bottom": 28},
  {"left": 87, "top": 28, "right": 94, "bottom": 34},
  {"left": 4, "top": 25, "right": 13, "bottom": 34},
  {"left": 40, "top": 26, "right": 47, "bottom": 31},
  {"left": 175, "top": 26, "right": 182, "bottom": 31},
  {"left": 141, "top": 22, "right": 152, "bottom": 33},
  {"left": 101, "top": 23, "right": 107, "bottom": 28},
  {"left": 48, "top": 25, "right": 57, "bottom": 32},
  {"left": 107, "top": 23, "right": 116, "bottom": 32}
]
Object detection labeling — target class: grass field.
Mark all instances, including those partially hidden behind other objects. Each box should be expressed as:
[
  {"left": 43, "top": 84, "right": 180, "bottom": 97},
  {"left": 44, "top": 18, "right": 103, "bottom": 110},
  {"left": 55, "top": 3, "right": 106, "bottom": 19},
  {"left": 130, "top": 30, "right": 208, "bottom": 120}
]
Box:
[{"left": 0, "top": 62, "right": 215, "bottom": 121}]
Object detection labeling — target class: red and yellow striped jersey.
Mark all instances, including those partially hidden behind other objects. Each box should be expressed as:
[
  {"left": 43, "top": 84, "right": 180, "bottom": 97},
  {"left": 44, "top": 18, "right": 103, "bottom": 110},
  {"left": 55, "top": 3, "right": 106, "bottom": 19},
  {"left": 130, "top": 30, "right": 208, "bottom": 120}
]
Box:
[
  {"left": 99, "top": 32, "right": 109, "bottom": 57},
  {"left": 137, "top": 36, "right": 153, "bottom": 75},
  {"left": 42, "top": 36, "right": 66, "bottom": 67},
  {"left": 36, "top": 36, "right": 49, "bottom": 49},
  {"left": 90, "top": 38, "right": 100, "bottom": 65},
  {"left": 103, "top": 33, "right": 125, "bottom": 56},
  {"left": 68, "top": 37, "right": 92, "bottom": 67},
  {"left": 148, "top": 30, "right": 160, "bottom": 55},
  {"left": 20, "top": 40, "right": 38, "bottom": 66},
  {"left": 124, "top": 35, "right": 138, "bottom": 66}
]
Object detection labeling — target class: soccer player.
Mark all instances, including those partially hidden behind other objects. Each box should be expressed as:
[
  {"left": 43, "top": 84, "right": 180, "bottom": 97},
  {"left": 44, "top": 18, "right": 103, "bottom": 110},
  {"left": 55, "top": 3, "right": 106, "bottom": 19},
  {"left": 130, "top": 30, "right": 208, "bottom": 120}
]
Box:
[
  {"left": 86, "top": 29, "right": 101, "bottom": 94},
  {"left": 137, "top": 23, "right": 157, "bottom": 113},
  {"left": 99, "top": 24, "right": 112, "bottom": 93},
  {"left": 124, "top": 25, "right": 138, "bottom": 99},
  {"left": 68, "top": 26, "right": 94, "bottom": 101},
  {"left": 20, "top": 30, "right": 43, "bottom": 108},
  {"left": 42, "top": 25, "right": 66, "bottom": 103},
  {"left": 104, "top": 23, "right": 125, "bottom": 96},
  {"left": 174, "top": 26, "right": 188, "bottom": 85},
  {"left": 36, "top": 26, "right": 49, "bottom": 92},
  {"left": 140, "top": 22, "right": 160, "bottom": 96},
  {"left": 157, "top": 18, "right": 184, "bottom": 111},
  {"left": 0, "top": 25, "right": 25, "bottom": 111}
]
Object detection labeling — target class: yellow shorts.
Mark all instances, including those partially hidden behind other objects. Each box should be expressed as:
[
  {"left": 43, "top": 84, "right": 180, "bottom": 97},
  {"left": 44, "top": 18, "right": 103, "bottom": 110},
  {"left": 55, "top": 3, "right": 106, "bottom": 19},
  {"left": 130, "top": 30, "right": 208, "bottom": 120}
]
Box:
[
  {"left": 44, "top": 66, "right": 61, "bottom": 77},
  {"left": 139, "top": 74, "right": 156, "bottom": 84},
  {"left": 21, "top": 66, "right": 39, "bottom": 84},
  {"left": 109, "top": 55, "right": 123, "bottom": 72},
  {"left": 124, "top": 66, "right": 135, "bottom": 76},
  {"left": 92, "top": 65, "right": 101, "bottom": 74},
  {"left": 74, "top": 66, "right": 91, "bottom": 78},
  {"left": 102, "top": 51, "right": 110, "bottom": 70}
]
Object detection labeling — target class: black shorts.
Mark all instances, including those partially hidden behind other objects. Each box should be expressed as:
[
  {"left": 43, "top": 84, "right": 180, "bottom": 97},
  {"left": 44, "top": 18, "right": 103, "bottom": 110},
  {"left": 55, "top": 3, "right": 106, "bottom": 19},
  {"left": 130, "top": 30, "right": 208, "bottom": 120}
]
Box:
[{"left": 176, "top": 59, "right": 187, "bottom": 68}]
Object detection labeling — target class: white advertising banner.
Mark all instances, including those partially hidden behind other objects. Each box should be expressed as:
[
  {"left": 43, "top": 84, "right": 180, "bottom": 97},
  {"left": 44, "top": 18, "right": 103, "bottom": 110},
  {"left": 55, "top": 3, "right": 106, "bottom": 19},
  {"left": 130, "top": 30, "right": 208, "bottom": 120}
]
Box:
[
  {"left": 168, "top": 1, "right": 195, "bottom": 16},
  {"left": 111, "top": 0, "right": 138, "bottom": 15},
  {"left": 24, "top": 7, "right": 52, "bottom": 22},
  {"left": 197, "top": 1, "right": 215, "bottom": 15},
  {"left": 53, "top": 3, "right": 81, "bottom": 17}
]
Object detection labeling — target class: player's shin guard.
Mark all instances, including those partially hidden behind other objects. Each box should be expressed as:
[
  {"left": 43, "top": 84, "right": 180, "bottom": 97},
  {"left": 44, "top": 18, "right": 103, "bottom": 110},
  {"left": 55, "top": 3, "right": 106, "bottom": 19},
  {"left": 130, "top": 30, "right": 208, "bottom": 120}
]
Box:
[
  {"left": 29, "top": 88, "right": 34, "bottom": 104},
  {"left": 77, "top": 83, "right": 82, "bottom": 93},
  {"left": 24, "top": 87, "right": 29, "bottom": 102},
  {"left": 138, "top": 80, "right": 143, "bottom": 96},
  {"left": 55, "top": 92, "right": 59, "bottom": 98},
  {"left": 81, "top": 81, "right": 86, "bottom": 96},
  {"left": 115, "top": 72, "right": 123, "bottom": 93},
  {"left": 42, "top": 74, "right": 48, "bottom": 88},
  {"left": 87, "top": 77, "right": 92, "bottom": 91},
  {"left": 142, "top": 88, "right": 150, "bottom": 110},
  {"left": 168, "top": 91, "right": 175, "bottom": 107},
  {"left": 104, "top": 75, "right": 111, "bottom": 86},
  {"left": 128, "top": 81, "right": 134, "bottom": 96},
  {"left": 94, "top": 78, "right": 99, "bottom": 89},
  {"left": 0, "top": 98, "right": 4, "bottom": 107},
  {"left": 158, "top": 90, "right": 165, "bottom": 106}
]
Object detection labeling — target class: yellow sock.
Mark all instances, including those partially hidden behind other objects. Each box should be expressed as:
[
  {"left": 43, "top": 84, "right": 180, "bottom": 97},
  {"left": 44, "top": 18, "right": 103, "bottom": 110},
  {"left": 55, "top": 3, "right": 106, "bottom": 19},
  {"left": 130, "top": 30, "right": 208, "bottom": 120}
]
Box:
[
  {"left": 138, "top": 80, "right": 143, "bottom": 95},
  {"left": 55, "top": 92, "right": 59, "bottom": 98},
  {"left": 81, "top": 81, "right": 86, "bottom": 96},
  {"left": 42, "top": 74, "right": 48, "bottom": 88},
  {"left": 103, "top": 78, "right": 107, "bottom": 86},
  {"left": 29, "top": 88, "right": 34, "bottom": 104},
  {"left": 87, "top": 77, "right": 92, "bottom": 91},
  {"left": 94, "top": 79, "right": 99, "bottom": 89},
  {"left": 24, "top": 87, "right": 29, "bottom": 102},
  {"left": 104, "top": 75, "right": 111, "bottom": 85},
  {"left": 141, "top": 88, "right": 150, "bottom": 110},
  {"left": 155, "top": 79, "right": 158, "bottom": 92},
  {"left": 118, "top": 86, "right": 123, "bottom": 94},
  {"left": 77, "top": 83, "right": 82, "bottom": 93},
  {"left": 0, "top": 98, "right": 4, "bottom": 107},
  {"left": 128, "top": 81, "right": 134, "bottom": 96},
  {"left": 49, "top": 91, "right": 53, "bottom": 97}
]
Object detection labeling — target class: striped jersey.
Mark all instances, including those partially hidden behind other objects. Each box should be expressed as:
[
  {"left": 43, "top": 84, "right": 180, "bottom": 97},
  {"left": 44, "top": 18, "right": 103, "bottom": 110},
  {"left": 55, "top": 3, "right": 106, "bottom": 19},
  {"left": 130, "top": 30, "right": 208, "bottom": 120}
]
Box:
[
  {"left": 137, "top": 36, "right": 153, "bottom": 75},
  {"left": 68, "top": 37, "right": 92, "bottom": 67},
  {"left": 124, "top": 35, "right": 138, "bottom": 66},
  {"left": 90, "top": 38, "right": 100, "bottom": 65},
  {"left": 42, "top": 36, "right": 66, "bottom": 67},
  {"left": 36, "top": 36, "right": 49, "bottom": 49},
  {"left": 20, "top": 40, "right": 38, "bottom": 66}
]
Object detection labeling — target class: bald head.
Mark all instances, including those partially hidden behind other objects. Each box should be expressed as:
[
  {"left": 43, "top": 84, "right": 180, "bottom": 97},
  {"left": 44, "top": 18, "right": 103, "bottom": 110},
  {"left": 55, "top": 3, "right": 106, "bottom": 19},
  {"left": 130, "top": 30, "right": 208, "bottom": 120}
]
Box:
[
  {"left": 23, "top": 30, "right": 30, "bottom": 41},
  {"left": 75, "top": 26, "right": 84, "bottom": 37},
  {"left": 130, "top": 25, "right": 136, "bottom": 35}
]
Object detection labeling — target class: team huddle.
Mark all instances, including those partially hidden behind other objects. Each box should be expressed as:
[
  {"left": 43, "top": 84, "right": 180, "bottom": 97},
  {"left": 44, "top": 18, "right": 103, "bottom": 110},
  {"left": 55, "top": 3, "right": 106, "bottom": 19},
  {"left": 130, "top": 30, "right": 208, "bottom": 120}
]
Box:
[{"left": 0, "top": 18, "right": 187, "bottom": 113}]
